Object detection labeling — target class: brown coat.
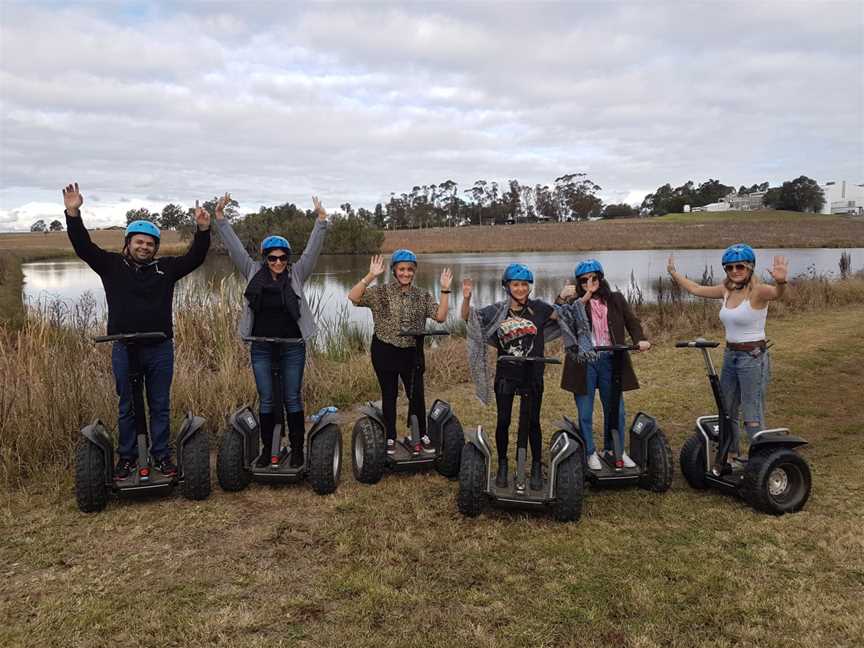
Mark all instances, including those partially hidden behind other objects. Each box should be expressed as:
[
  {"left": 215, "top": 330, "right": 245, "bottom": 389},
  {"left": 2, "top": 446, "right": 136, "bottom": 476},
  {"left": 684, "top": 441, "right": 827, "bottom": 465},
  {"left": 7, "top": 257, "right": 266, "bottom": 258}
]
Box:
[{"left": 560, "top": 292, "right": 646, "bottom": 395}]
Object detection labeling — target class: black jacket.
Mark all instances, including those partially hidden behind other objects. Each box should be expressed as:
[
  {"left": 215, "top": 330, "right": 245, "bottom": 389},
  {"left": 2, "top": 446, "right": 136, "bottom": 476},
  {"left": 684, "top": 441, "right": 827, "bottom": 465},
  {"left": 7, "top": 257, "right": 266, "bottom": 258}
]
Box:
[{"left": 66, "top": 213, "right": 210, "bottom": 338}]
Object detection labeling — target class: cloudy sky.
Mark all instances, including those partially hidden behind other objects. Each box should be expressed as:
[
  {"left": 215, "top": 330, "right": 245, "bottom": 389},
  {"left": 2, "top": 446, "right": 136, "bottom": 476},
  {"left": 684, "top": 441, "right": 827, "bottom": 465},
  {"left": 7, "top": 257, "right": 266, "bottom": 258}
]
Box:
[{"left": 1, "top": 1, "right": 861, "bottom": 231}]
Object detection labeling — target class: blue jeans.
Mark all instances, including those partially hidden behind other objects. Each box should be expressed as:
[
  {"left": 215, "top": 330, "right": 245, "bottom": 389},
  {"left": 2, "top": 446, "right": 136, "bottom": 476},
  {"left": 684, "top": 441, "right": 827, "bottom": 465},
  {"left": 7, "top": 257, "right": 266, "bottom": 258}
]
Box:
[
  {"left": 250, "top": 342, "right": 306, "bottom": 414},
  {"left": 111, "top": 339, "right": 174, "bottom": 461},
  {"left": 720, "top": 348, "right": 771, "bottom": 454},
  {"left": 574, "top": 352, "right": 627, "bottom": 456}
]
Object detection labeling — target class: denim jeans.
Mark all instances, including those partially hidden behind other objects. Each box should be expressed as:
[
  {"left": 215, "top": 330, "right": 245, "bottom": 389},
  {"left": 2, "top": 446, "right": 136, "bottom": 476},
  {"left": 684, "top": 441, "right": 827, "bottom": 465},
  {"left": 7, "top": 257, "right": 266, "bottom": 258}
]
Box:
[
  {"left": 574, "top": 352, "right": 627, "bottom": 456},
  {"left": 720, "top": 348, "right": 771, "bottom": 454},
  {"left": 111, "top": 339, "right": 174, "bottom": 461},
  {"left": 250, "top": 341, "right": 306, "bottom": 414}
]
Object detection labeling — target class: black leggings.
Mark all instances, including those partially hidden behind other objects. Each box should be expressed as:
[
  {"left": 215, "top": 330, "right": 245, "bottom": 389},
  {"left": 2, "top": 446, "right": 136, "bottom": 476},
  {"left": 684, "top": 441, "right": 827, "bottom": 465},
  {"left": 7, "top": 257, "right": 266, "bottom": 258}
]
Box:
[
  {"left": 371, "top": 337, "right": 427, "bottom": 441},
  {"left": 494, "top": 382, "right": 543, "bottom": 464}
]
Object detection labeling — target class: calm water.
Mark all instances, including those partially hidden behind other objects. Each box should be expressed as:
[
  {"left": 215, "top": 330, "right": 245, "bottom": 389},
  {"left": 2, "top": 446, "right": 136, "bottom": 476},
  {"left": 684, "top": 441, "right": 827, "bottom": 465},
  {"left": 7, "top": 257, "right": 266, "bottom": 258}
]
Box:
[{"left": 22, "top": 248, "right": 863, "bottom": 331}]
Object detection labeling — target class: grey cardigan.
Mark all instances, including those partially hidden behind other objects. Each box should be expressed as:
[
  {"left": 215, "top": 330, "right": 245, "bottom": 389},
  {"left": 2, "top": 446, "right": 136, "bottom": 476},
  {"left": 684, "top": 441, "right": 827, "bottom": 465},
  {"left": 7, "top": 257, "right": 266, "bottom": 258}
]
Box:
[{"left": 214, "top": 217, "right": 329, "bottom": 340}]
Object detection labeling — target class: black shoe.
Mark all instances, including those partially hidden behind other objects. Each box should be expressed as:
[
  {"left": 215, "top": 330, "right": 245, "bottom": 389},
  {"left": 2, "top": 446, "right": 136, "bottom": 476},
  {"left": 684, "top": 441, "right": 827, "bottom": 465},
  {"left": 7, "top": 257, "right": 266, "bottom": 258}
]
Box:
[
  {"left": 289, "top": 448, "right": 304, "bottom": 468},
  {"left": 155, "top": 455, "right": 177, "bottom": 477},
  {"left": 529, "top": 462, "right": 543, "bottom": 490},
  {"left": 114, "top": 457, "right": 136, "bottom": 481},
  {"left": 287, "top": 411, "right": 306, "bottom": 468},
  {"left": 495, "top": 462, "right": 508, "bottom": 488},
  {"left": 255, "top": 454, "right": 270, "bottom": 468}
]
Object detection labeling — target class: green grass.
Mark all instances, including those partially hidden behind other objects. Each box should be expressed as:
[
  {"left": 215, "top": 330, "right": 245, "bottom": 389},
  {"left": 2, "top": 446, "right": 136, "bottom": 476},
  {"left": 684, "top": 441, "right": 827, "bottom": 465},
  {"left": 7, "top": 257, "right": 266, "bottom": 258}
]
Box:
[{"left": 654, "top": 209, "right": 839, "bottom": 223}]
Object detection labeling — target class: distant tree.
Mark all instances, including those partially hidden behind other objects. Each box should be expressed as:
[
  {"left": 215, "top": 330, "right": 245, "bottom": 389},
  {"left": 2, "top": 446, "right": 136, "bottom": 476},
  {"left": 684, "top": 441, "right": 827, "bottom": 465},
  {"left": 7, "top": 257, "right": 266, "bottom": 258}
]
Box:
[
  {"left": 125, "top": 208, "right": 156, "bottom": 224},
  {"left": 30, "top": 219, "right": 47, "bottom": 233},
  {"left": 158, "top": 203, "right": 189, "bottom": 230},
  {"left": 763, "top": 176, "right": 825, "bottom": 212},
  {"left": 49, "top": 219, "right": 63, "bottom": 231},
  {"left": 602, "top": 203, "right": 636, "bottom": 219}
]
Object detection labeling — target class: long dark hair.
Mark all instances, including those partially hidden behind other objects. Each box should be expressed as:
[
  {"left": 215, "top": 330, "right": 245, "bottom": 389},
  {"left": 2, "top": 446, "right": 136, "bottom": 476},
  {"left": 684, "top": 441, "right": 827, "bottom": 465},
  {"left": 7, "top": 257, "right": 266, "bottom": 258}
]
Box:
[{"left": 576, "top": 276, "right": 612, "bottom": 301}]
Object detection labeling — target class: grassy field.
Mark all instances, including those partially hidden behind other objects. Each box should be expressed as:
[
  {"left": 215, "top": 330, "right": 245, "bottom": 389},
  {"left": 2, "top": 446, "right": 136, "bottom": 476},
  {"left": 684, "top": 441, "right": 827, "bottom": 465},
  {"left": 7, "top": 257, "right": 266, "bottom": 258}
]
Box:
[
  {"left": 0, "top": 228, "right": 187, "bottom": 253},
  {"left": 2, "top": 288, "right": 863, "bottom": 646},
  {"left": 383, "top": 211, "right": 864, "bottom": 253}
]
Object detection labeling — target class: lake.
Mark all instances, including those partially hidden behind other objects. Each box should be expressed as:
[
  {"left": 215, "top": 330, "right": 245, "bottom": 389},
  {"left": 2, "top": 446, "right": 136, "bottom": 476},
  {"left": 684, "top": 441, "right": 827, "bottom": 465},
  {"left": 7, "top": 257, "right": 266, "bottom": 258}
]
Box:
[{"left": 22, "top": 248, "right": 862, "bottom": 331}]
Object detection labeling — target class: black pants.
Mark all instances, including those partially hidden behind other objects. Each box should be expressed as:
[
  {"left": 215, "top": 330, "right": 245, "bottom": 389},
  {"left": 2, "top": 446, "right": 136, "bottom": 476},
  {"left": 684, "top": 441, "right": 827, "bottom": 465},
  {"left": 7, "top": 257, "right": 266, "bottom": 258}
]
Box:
[
  {"left": 371, "top": 337, "right": 427, "bottom": 441},
  {"left": 494, "top": 379, "right": 543, "bottom": 464}
]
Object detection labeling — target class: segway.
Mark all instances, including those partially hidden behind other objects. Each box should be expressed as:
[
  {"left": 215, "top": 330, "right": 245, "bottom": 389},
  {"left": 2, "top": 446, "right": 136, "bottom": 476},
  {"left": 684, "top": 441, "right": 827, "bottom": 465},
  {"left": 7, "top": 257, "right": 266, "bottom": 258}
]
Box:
[
  {"left": 554, "top": 345, "right": 673, "bottom": 491},
  {"left": 352, "top": 329, "right": 463, "bottom": 484},
  {"left": 676, "top": 338, "right": 812, "bottom": 514},
  {"left": 458, "top": 355, "right": 585, "bottom": 522},
  {"left": 216, "top": 337, "right": 342, "bottom": 495},
  {"left": 74, "top": 332, "right": 210, "bottom": 513}
]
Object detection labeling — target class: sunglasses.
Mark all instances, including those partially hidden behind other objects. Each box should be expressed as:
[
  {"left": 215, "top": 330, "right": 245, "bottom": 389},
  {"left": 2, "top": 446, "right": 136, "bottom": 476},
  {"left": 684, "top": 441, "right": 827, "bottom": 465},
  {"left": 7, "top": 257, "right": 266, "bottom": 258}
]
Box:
[
  {"left": 724, "top": 263, "right": 749, "bottom": 272},
  {"left": 266, "top": 254, "right": 288, "bottom": 263},
  {"left": 579, "top": 275, "right": 599, "bottom": 284}
]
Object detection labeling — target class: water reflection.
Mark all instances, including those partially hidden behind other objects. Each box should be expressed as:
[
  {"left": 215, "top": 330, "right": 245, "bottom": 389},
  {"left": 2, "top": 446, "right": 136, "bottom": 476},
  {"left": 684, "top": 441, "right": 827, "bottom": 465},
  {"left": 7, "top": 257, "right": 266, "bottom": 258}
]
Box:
[{"left": 22, "top": 248, "right": 862, "bottom": 331}]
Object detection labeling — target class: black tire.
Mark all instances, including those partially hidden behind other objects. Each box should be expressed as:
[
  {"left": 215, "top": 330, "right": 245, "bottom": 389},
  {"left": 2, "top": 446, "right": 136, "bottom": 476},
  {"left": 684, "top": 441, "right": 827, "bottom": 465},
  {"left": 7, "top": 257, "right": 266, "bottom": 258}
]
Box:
[
  {"left": 435, "top": 415, "right": 464, "bottom": 479},
  {"left": 217, "top": 429, "right": 251, "bottom": 492},
  {"left": 639, "top": 429, "right": 674, "bottom": 492},
  {"left": 551, "top": 452, "right": 583, "bottom": 522},
  {"left": 180, "top": 430, "right": 211, "bottom": 501},
  {"left": 351, "top": 416, "right": 386, "bottom": 484},
  {"left": 308, "top": 424, "right": 342, "bottom": 495},
  {"left": 679, "top": 434, "right": 708, "bottom": 490},
  {"left": 457, "top": 443, "right": 487, "bottom": 517},
  {"left": 74, "top": 438, "right": 109, "bottom": 513},
  {"left": 741, "top": 447, "right": 812, "bottom": 515}
]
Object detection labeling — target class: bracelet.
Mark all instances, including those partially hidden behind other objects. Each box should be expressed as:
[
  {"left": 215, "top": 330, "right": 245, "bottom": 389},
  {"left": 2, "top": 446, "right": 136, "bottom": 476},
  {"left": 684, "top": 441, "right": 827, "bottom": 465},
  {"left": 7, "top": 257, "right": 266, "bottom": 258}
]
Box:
[{"left": 440, "top": 289, "right": 451, "bottom": 294}]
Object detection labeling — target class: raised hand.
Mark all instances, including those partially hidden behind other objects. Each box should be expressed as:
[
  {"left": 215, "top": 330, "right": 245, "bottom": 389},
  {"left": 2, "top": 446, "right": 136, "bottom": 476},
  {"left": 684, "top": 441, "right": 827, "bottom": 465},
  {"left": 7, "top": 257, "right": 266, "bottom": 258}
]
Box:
[
  {"left": 462, "top": 277, "right": 473, "bottom": 299},
  {"left": 767, "top": 255, "right": 789, "bottom": 284},
  {"left": 62, "top": 182, "right": 83, "bottom": 216},
  {"left": 194, "top": 200, "right": 211, "bottom": 231},
  {"left": 369, "top": 255, "right": 385, "bottom": 277},
  {"left": 214, "top": 192, "right": 232, "bottom": 220},
  {"left": 312, "top": 196, "right": 327, "bottom": 221},
  {"left": 666, "top": 254, "right": 677, "bottom": 275},
  {"left": 440, "top": 267, "right": 453, "bottom": 290},
  {"left": 558, "top": 283, "right": 577, "bottom": 301}
]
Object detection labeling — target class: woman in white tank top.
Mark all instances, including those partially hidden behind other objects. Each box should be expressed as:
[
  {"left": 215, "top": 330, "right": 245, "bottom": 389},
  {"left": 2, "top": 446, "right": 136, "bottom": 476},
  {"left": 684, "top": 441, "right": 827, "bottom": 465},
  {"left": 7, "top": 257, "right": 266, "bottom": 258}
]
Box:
[{"left": 667, "top": 244, "right": 789, "bottom": 465}]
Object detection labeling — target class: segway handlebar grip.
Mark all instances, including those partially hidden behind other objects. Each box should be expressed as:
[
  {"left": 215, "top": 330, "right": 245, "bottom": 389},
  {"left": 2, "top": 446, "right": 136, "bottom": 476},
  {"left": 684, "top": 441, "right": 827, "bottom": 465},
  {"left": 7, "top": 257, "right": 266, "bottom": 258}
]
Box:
[
  {"left": 242, "top": 336, "right": 304, "bottom": 345},
  {"left": 593, "top": 344, "right": 640, "bottom": 352},
  {"left": 92, "top": 332, "right": 167, "bottom": 344},
  {"left": 675, "top": 339, "right": 720, "bottom": 348},
  {"left": 398, "top": 329, "right": 450, "bottom": 338}
]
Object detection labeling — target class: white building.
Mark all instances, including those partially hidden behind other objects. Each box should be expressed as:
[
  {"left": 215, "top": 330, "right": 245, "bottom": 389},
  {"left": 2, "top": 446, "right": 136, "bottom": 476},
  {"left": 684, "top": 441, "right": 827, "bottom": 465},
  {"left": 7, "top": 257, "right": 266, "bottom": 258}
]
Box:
[
  {"left": 691, "top": 201, "right": 731, "bottom": 212},
  {"left": 821, "top": 181, "right": 864, "bottom": 216}
]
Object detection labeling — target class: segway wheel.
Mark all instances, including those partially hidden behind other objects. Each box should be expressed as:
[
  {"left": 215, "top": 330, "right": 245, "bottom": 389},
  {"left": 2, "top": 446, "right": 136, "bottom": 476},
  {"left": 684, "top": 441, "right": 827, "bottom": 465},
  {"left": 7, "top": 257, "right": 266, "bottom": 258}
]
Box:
[
  {"left": 742, "top": 448, "right": 812, "bottom": 515},
  {"left": 435, "top": 415, "right": 464, "bottom": 479},
  {"left": 551, "top": 453, "right": 584, "bottom": 522},
  {"left": 309, "top": 424, "right": 342, "bottom": 495},
  {"left": 180, "top": 428, "right": 211, "bottom": 501},
  {"left": 679, "top": 434, "right": 708, "bottom": 490},
  {"left": 74, "top": 437, "right": 108, "bottom": 513},
  {"left": 639, "top": 428, "right": 674, "bottom": 493},
  {"left": 217, "top": 429, "right": 251, "bottom": 492},
  {"left": 351, "top": 416, "right": 386, "bottom": 484},
  {"left": 457, "top": 443, "right": 487, "bottom": 517}
]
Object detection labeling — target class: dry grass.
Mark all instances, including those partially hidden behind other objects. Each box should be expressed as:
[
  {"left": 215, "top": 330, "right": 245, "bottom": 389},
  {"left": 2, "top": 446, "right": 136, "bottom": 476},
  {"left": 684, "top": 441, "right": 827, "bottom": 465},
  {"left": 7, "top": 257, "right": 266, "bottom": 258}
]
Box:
[
  {"left": 0, "top": 229, "right": 187, "bottom": 253},
  {"left": 382, "top": 214, "right": 864, "bottom": 253},
  {"left": 1, "top": 302, "right": 863, "bottom": 647}
]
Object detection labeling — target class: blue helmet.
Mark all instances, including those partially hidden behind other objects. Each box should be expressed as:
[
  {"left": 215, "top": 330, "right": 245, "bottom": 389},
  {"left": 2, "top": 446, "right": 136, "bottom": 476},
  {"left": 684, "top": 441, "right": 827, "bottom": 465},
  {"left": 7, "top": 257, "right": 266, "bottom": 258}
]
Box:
[
  {"left": 722, "top": 244, "right": 756, "bottom": 266},
  {"left": 125, "top": 220, "right": 160, "bottom": 242},
  {"left": 501, "top": 263, "right": 534, "bottom": 286},
  {"left": 391, "top": 249, "right": 417, "bottom": 267},
  {"left": 574, "top": 259, "right": 603, "bottom": 278},
  {"left": 261, "top": 235, "right": 291, "bottom": 255}
]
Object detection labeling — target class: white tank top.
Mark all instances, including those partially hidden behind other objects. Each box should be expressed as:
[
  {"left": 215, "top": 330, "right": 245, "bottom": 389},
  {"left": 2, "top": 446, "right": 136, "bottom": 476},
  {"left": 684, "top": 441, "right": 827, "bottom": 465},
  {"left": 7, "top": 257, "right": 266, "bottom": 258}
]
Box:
[{"left": 719, "top": 291, "right": 767, "bottom": 343}]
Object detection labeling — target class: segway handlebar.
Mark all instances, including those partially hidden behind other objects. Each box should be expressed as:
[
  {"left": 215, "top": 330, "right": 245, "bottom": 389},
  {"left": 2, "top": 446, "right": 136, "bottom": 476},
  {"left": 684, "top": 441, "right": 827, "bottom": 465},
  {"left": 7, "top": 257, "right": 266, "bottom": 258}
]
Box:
[
  {"left": 398, "top": 329, "right": 450, "bottom": 338},
  {"left": 675, "top": 339, "right": 720, "bottom": 348},
  {"left": 242, "top": 336, "right": 304, "bottom": 345},
  {"left": 593, "top": 344, "right": 640, "bottom": 352},
  {"left": 93, "top": 332, "right": 167, "bottom": 344},
  {"left": 497, "top": 355, "right": 561, "bottom": 365}
]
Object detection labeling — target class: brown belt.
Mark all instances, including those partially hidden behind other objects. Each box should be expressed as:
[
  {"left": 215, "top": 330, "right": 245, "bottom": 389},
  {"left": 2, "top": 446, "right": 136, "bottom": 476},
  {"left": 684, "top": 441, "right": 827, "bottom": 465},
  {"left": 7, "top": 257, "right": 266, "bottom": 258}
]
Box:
[{"left": 726, "top": 340, "right": 767, "bottom": 352}]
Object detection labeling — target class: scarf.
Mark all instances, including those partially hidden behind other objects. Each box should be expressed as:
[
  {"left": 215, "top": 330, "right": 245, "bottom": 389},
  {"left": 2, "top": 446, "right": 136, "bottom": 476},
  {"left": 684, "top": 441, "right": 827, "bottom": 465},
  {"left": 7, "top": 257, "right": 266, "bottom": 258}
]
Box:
[{"left": 244, "top": 264, "right": 301, "bottom": 323}]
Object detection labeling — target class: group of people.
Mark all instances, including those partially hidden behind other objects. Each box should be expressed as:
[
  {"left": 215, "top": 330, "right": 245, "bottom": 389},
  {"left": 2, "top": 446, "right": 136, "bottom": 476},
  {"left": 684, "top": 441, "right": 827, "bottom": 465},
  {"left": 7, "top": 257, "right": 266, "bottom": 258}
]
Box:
[{"left": 62, "top": 182, "right": 788, "bottom": 482}]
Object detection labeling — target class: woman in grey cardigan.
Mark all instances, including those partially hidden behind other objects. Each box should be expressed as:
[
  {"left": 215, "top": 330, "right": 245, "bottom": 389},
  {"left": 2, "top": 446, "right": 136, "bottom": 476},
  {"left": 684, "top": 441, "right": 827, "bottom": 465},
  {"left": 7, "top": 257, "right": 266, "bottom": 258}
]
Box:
[{"left": 213, "top": 193, "right": 329, "bottom": 468}]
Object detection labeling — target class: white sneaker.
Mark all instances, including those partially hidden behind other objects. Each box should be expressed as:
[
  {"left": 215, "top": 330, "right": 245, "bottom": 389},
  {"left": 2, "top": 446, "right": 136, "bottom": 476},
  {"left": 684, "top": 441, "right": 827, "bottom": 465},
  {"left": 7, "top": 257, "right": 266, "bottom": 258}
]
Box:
[
  {"left": 420, "top": 434, "right": 435, "bottom": 455},
  {"left": 622, "top": 452, "right": 637, "bottom": 469},
  {"left": 587, "top": 452, "right": 602, "bottom": 471},
  {"left": 386, "top": 439, "right": 396, "bottom": 455}
]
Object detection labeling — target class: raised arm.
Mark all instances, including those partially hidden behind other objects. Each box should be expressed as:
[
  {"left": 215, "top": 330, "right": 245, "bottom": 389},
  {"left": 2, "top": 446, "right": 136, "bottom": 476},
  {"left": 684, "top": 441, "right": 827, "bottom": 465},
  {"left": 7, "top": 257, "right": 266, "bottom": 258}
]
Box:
[
  {"left": 667, "top": 254, "right": 724, "bottom": 299},
  {"left": 432, "top": 268, "right": 452, "bottom": 322},
  {"left": 293, "top": 196, "right": 330, "bottom": 283},
  {"left": 348, "top": 255, "right": 385, "bottom": 305},
  {"left": 63, "top": 182, "right": 110, "bottom": 274},
  {"left": 460, "top": 278, "right": 473, "bottom": 321},
  {"left": 169, "top": 200, "right": 211, "bottom": 280},
  {"left": 212, "top": 192, "right": 256, "bottom": 277}
]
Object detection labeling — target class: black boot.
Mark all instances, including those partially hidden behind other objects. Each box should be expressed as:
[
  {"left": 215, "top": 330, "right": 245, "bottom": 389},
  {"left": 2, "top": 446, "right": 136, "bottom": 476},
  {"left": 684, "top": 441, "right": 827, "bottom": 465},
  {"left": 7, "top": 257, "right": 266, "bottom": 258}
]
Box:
[
  {"left": 257, "top": 412, "right": 275, "bottom": 467},
  {"left": 495, "top": 461, "right": 509, "bottom": 488},
  {"left": 529, "top": 461, "right": 543, "bottom": 491},
  {"left": 287, "top": 410, "right": 306, "bottom": 468}
]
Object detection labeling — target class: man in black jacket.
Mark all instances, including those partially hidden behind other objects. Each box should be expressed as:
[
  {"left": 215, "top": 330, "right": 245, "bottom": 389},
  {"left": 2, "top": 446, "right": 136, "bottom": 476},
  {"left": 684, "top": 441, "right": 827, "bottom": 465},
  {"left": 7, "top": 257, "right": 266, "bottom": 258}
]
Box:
[{"left": 62, "top": 182, "right": 211, "bottom": 479}]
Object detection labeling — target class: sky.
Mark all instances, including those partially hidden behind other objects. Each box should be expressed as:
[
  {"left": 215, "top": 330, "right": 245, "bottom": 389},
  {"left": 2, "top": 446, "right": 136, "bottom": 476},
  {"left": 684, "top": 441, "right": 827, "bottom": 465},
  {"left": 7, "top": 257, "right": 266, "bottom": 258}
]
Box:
[{"left": 1, "top": 1, "right": 862, "bottom": 231}]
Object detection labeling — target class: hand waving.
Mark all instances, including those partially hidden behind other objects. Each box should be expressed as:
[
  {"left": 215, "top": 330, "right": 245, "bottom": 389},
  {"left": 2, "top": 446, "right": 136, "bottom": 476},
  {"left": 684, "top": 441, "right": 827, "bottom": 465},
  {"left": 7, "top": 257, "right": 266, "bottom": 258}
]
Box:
[
  {"left": 462, "top": 277, "right": 473, "bottom": 299},
  {"left": 194, "top": 200, "right": 211, "bottom": 231},
  {"left": 767, "top": 255, "right": 789, "bottom": 284},
  {"left": 369, "top": 255, "right": 386, "bottom": 277},
  {"left": 440, "top": 267, "right": 453, "bottom": 290},
  {"left": 62, "top": 182, "right": 83, "bottom": 217}
]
